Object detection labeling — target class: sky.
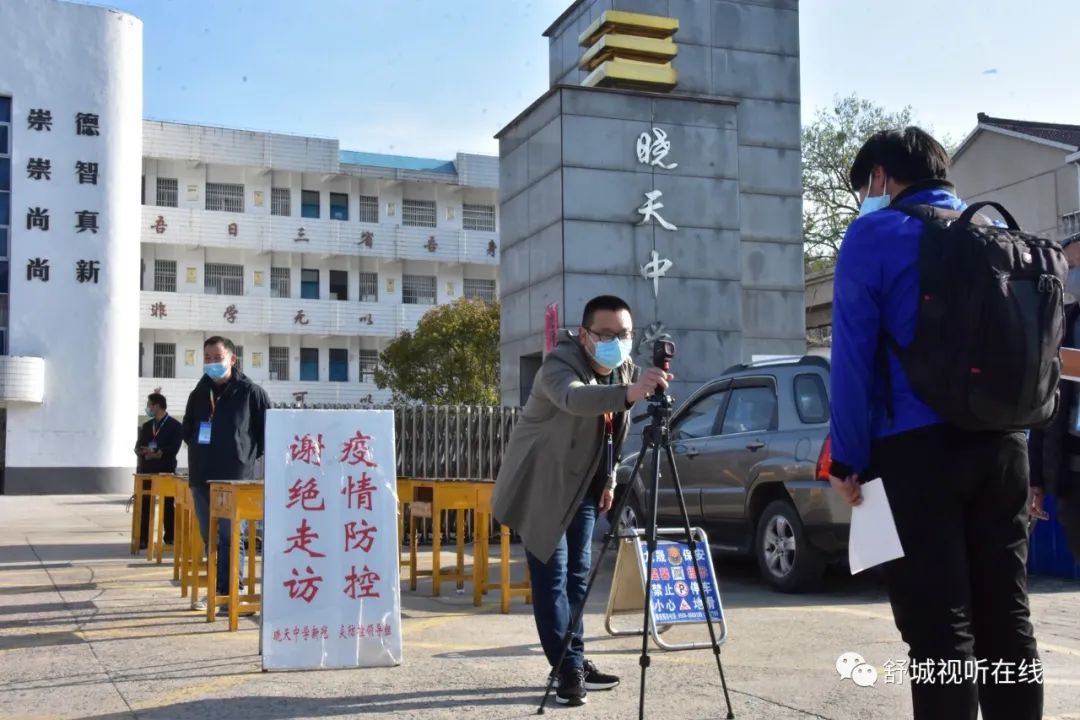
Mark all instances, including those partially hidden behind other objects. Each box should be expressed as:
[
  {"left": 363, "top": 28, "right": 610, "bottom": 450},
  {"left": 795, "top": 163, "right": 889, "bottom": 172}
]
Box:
[{"left": 76, "top": 0, "right": 1080, "bottom": 159}]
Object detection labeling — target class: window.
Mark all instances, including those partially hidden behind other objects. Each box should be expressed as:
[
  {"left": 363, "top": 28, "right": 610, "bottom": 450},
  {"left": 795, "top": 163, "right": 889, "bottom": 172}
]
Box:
[
  {"left": 0, "top": 96, "right": 9, "bottom": 353},
  {"left": 721, "top": 386, "right": 777, "bottom": 435},
  {"left": 793, "top": 374, "right": 829, "bottom": 425},
  {"left": 204, "top": 263, "right": 244, "bottom": 296},
  {"left": 153, "top": 259, "right": 177, "bottom": 292},
  {"left": 402, "top": 274, "right": 437, "bottom": 305},
  {"left": 300, "top": 269, "right": 319, "bottom": 300},
  {"left": 152, "top": 342, "right": 176, "bottom": 379},
  {"left": 271, "top": 187, "right": 291, "bottom": 217},
  {"left": 329, "top": 348, "right": 348, "bottom": 382},
  {"left": 300, "top": 348, "right": 319, "bottom": 381},
  {"left": 358, "top": 271, "right": 378, "bottom": 302},
  {"left": 358, "top": 195, "right": 379, "bottom": 224},
  {"left": 329, "top": 192, "right": 348, "bottom": 221},
  {"left": 329, "top": 270, "right": 348, "bottom": 301},
  {"left": 402, "top": 199, "right": 436, "bottom": 228},
  {"left": 156, "top": 177, "right": 178, "bottom": 208},
  {"left": 271, "top": 267, "right": 290, "bottom": 298},
  {"left": 269, "top": 346, "right": 289, "bottom": 381},
  {"left": 205, "top": 182, "right": 244, "bottom": 213},
  {"left": 463, "top": 278, "right": 496, "bottom": 303},
  {"left": 1063, "top": 211, "right": 1080, "bottom": 238},
  {"left": 301, "top": 190, "right": 320, "bottom": 219},
  {"left": 673, "top": 390, "right": 728, "bottom": 441},
  {"left": 358, "top": 349, "right": 379, "bottom": 383},
  {"left": 234, "top": 345, "right": 244, "bottom": 374},
  {"left": 463, "top": 203, "right": 496, "bottom": 232}
]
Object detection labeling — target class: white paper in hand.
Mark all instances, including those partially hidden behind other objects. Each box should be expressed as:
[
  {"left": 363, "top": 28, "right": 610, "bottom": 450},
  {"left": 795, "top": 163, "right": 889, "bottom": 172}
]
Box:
[{"left": 848, "top": 478, "right": 905, "bottom": 574}]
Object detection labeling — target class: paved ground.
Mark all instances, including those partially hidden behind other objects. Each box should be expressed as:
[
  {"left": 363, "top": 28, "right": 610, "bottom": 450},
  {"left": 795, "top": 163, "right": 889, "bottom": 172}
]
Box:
[{"left": 0, "top": 495, "right": 1078, "bottom": 720}]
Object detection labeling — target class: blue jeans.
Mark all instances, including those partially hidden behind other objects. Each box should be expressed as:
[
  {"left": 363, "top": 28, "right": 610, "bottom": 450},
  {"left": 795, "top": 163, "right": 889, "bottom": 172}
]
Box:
[
  {"left": 190, "top": 482, "right": 245, "bottom": 595},
  {"left": 525, "top": 499, "right": 597, "bottom": 673}
]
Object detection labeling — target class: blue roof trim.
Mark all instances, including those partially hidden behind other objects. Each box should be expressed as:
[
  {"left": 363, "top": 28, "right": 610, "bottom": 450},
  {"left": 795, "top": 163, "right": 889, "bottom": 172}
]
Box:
[{"left": 339, "top": 150, "right": 458, "bottom": 175}]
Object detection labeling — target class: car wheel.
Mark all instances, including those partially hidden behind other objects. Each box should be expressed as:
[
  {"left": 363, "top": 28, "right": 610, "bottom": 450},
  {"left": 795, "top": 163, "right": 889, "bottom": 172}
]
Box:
[
  {"left": 755, "top": 499, "right": 824, "bottom": 593},
  {"left": 609, "top": 487, "right": 645, "bottom": 532}
]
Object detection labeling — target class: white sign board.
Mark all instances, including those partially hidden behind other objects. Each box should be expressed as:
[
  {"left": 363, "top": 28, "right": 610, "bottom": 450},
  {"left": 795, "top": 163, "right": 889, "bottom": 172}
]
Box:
[{"left": 262, "top": 409, "right": 402, "bottom": 670}]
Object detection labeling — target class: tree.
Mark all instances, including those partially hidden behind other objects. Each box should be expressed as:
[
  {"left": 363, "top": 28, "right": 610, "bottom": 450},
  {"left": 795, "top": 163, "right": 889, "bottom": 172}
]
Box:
[
  {"left": 375, "top": 297, "right": 500, "bottom": 405},
  {"left": 802, "top": 94, "right": 915, "bottom": 267}
]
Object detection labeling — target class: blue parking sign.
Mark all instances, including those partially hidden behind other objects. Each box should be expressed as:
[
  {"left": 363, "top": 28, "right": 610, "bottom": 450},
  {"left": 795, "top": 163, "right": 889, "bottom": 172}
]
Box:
[{"left": 639, "top": 539, "right": 723, "bottom": 625}]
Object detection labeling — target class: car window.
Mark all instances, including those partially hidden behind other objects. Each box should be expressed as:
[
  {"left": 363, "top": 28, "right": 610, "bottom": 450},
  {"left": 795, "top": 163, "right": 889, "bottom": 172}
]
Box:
[
  {"left": 720, "top": 386, "right": 777, "bottom": 435},
  {"left": 672, "top": 390, "right": 728, "bottom": 441},
  {"left": 793, "top": 373, "right": 829, "bottom": 424}
]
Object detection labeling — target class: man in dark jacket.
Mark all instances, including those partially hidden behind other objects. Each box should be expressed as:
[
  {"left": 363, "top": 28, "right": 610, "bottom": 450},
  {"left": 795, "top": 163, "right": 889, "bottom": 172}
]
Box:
[
  {"left": 828, "top": 128, "right": 1042, "bottom": 720},
  {"left": 1029, "top": 232, "right": 1080, "bottom": 564},
  {"left": 134, "top": 392, "right": 183, "bottom": 546},
  {"left": 183, "top": 336, "right": 270, "bottom": 610}
]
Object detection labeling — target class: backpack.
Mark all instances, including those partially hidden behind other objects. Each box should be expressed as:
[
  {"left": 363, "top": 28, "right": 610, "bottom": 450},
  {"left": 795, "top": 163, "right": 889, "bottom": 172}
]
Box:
[{"left": 885, "top": 200, "right": 1067, "bottom": 431}]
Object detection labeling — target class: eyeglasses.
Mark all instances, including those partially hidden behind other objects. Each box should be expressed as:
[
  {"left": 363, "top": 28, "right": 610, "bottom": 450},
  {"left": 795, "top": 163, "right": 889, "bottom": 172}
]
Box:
[{"left": 587, "top": 328, "right": 634, "bottom": 343}]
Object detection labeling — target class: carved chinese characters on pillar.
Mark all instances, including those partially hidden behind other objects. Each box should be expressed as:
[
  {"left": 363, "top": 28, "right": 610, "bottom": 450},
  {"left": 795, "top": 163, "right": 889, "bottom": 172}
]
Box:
[{"left": 634, "top": 127, "right": 679, "bottom": 299}]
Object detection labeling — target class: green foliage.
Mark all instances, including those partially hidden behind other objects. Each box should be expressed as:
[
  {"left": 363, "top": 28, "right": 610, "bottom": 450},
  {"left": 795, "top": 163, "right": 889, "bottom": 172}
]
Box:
[
  {"left": 374, "top": 297, "right": 500, "bottom": 406},
  {"left": 802, "top": 94, "right": 916, "bottom": 265}
]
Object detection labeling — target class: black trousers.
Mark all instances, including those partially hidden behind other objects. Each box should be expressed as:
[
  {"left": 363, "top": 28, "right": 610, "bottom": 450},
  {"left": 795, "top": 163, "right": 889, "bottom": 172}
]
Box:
[
  {"left": 871, "top": 425, "right": 1043, "bottom": 720},
  {"left": 139, "top": 496, "right": 175, "bottom": 547}
]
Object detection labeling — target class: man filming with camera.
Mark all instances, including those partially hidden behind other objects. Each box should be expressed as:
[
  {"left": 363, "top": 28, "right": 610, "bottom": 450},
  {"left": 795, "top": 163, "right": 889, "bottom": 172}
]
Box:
[{"left": 492, "top": 295, "right": 672, "bottom": 708}]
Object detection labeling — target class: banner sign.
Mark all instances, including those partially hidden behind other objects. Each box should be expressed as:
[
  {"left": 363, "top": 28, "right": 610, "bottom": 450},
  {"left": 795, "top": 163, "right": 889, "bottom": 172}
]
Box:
[
  {"left": 640, "top": 539, "right": 723, "bottom": 626},
  {"left": 262, "top": 409, "right": 402, "bottom": 670},
  {"left": 544, "top": 302, "right": 559, "bottom": 354}
]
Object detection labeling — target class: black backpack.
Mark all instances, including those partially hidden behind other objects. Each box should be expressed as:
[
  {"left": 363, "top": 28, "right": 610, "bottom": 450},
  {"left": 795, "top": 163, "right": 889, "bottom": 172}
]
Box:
[{"left": 885, "top": 201, "right": 1067, "bottom": 431}]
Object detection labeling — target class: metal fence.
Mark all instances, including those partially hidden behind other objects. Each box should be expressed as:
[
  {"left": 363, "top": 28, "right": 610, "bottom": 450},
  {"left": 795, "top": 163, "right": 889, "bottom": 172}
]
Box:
[{"left": 268, "top": 403, "right": 522, "bottom": 481}]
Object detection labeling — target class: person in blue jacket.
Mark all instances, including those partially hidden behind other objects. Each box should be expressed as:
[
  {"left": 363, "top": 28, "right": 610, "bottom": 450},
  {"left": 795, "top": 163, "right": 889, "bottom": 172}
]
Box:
[{"left": 828, "top": 127, "right": 1042, "bottom": 720}]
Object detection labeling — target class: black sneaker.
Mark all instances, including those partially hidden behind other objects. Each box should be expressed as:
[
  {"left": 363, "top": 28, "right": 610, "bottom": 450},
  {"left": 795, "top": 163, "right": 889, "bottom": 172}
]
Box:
[
  {"left": 583, "top": 659, "right": 620, "bottom": 691},
  {"left": 556, "top": 666, "right": 587, "bottom": 707}
]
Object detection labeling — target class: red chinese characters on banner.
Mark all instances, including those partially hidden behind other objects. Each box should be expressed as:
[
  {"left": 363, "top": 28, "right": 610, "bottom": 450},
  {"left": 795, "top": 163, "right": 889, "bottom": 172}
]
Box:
[
  {"left": 342, "top": 473, "right": 377, "bottom": 511},
  {"left": 279, "top": 425, "right": 386, "bottom": 614},
  {"left": 273, "top": 624, "right": 330, "bottom": 642},
  {"left": 287, "top": 477, "right": 326, "bottom": 511},
  {"left": 290, "top": 433, "right": 325, "bottom": 465},
  {"left": 341, "top": 431, "right": 378, "bottom": 467},
  {"left": 344, "top": 519, "right": 378, "bottom": 553},
  {"left": 285, "top": 518, "right": 326, "bottom": 558},
  {"left": 283, "top": 566, "right": 323, "bottom": 603},
  {"left": 344, "top": 564, "right": 381, "bottom": 599},
  {"left": 337, "top": 623, "right": 393, "bottom": 639}
]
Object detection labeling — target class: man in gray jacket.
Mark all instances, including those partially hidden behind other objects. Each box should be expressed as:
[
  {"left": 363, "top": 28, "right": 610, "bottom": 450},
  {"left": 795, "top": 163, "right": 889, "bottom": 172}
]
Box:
[{"left": 493, "top": 295, "right": 671, "bottom": 707}]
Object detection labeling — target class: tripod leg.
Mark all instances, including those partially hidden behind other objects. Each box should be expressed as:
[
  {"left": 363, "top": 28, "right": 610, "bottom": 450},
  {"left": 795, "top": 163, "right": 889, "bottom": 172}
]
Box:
[
  {"left": 536, "top": 444, "right": 652, "bottom": 714},
  {"left": 663, "top": 441, "right": 735, "bottom": 719},
  {"left": 637, "top": 434, "right": 664, "bottom": 720}
]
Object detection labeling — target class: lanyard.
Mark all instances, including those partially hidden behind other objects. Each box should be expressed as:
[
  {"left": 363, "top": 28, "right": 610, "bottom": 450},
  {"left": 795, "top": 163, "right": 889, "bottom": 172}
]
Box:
[
  {"left": 604, "top": 413, "right": 614, "bottom": 476},
  {"left": 209, "top": 388, "right": 217, "bottom": 421},
  {"left": 151, "top": 414, "right": 168, "bottom": 440}
]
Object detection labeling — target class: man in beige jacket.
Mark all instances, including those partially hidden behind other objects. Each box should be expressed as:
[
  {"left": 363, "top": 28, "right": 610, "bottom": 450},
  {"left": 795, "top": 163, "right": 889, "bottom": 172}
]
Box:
[{"left": 492, "top": 295, "right": 671, "bottom": 707}]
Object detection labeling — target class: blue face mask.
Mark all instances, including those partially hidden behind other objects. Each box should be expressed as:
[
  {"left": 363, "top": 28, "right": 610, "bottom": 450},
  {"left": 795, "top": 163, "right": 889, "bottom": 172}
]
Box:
[
  {"left": 592, "top": 337, "right": 633, "bottom": 371},
  {"left": 204, "top": 362, "right": 230, "bottom": 380},
  {"left": 145, "top": 407, "right": 154, "bottom": 418},
  {"left": 857, "top": 173, "right": 891, "bottom": 218}
]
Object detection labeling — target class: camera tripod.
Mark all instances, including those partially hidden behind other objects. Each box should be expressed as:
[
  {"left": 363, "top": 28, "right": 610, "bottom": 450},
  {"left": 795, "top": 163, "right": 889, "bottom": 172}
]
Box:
[{"left": 538, "top": 357, "right": 734, "bottom": 718}]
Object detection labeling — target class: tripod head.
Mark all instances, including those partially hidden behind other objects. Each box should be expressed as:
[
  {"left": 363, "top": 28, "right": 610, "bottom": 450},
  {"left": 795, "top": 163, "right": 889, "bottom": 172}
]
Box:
[{"left": 632, "top": 339, "right": 677, "bottom": 439}]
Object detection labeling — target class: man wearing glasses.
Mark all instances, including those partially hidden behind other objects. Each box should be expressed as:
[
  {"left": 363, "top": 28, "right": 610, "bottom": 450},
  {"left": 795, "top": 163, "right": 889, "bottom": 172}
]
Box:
[{"left": 493, "top": 295, "right": 672, "bottom": 707}]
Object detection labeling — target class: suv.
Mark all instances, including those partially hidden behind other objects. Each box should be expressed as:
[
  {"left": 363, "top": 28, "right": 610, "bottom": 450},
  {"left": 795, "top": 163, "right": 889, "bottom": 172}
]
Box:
[{"left": 613, "top": 354, "right": 848, "bottom": 592}]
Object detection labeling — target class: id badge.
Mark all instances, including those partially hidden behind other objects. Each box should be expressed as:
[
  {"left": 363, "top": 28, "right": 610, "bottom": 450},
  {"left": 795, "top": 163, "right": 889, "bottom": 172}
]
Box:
[
  {"left": 148, "top": 441, "right": 158, "bottom": 450},
  {"left": 198, "top": 421, "right": 212, "bottom": 445}
]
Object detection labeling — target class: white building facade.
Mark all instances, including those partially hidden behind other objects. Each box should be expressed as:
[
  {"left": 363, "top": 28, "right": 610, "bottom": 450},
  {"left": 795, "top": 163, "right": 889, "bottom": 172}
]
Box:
[
  {"left": 0, "top": 0, "right": 499, "bottom": 493},
  {"left": 137, "top": 122, "right": 500, "bottom": 472},
  {"left": 1, "top": 0, "right": 143, "bottom": 494}
]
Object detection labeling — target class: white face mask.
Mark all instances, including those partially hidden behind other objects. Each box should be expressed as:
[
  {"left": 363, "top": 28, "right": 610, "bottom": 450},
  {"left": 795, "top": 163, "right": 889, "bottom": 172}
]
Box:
[{"left": 857, "top": 172, "right": 891, "bottom": 217}]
